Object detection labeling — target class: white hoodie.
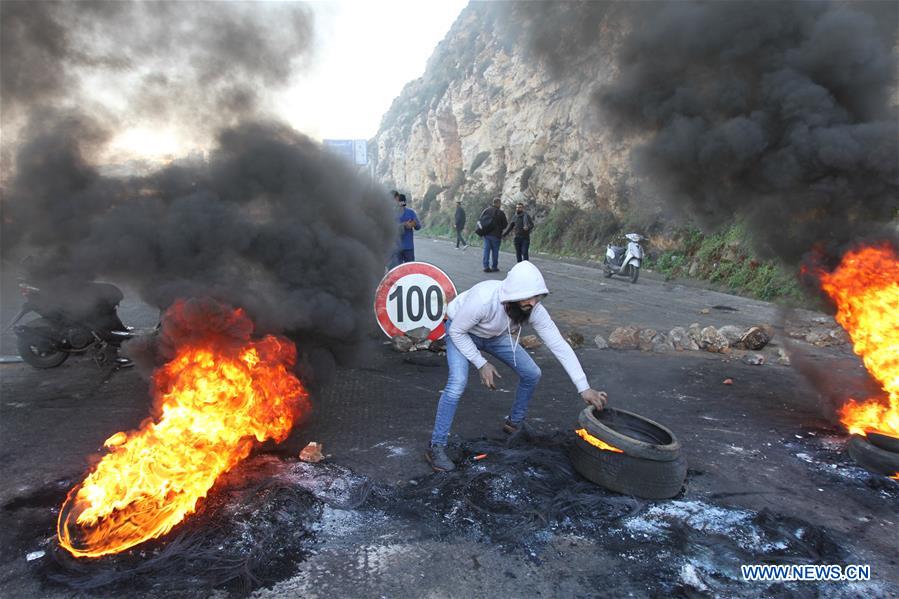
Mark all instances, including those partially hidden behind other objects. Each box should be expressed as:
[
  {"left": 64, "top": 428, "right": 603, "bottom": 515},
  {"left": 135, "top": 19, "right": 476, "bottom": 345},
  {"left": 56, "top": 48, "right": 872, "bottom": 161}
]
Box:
[{"left": 446, "top": 261, "right": 590, "bottom": 393}]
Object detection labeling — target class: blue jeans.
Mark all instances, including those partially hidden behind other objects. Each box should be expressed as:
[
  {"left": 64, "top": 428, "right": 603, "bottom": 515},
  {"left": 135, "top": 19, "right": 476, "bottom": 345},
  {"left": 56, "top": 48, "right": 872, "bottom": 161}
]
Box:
[
  {"left": 482, "top": 236, "right": 500, "bottom": 269},
  {"left": 431, "top": 320, "right": 542, "bottom": 446}
]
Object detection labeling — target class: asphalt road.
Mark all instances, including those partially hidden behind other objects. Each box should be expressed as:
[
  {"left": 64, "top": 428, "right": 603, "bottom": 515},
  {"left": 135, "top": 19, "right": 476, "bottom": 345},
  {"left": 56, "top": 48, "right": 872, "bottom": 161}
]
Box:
[{"left": 1, "top": 239, "right": 896, "bottom": 597}]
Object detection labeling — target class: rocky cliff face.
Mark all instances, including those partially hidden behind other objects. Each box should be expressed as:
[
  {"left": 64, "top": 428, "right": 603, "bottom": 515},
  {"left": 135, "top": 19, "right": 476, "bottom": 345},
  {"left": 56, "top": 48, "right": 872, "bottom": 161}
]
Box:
[{"left": 371, "top": 4, "right": 644, "bottom": 226}]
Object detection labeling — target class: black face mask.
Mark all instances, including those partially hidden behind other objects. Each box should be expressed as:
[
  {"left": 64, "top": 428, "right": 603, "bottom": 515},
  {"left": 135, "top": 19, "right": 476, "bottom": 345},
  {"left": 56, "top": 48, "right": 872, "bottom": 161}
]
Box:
[{"left": 505, "top": 302, "right": 532, "bottom": 325}]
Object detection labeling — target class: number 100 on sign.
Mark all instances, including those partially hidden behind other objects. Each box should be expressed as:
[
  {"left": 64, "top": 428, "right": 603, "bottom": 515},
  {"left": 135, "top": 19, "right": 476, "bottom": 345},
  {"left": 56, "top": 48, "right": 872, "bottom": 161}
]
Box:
[{"left": 386, "top": 274, "right": 444, "bottom": 331}]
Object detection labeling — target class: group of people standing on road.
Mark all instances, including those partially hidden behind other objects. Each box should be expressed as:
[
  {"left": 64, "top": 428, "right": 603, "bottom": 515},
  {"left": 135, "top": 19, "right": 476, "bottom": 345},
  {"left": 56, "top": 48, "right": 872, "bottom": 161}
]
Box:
[
  {"left": 455, "top": 196, "right": 534, "bottom": 272},
  {"left": 389, "top": 191, "right": 534, "bottom": 274}
]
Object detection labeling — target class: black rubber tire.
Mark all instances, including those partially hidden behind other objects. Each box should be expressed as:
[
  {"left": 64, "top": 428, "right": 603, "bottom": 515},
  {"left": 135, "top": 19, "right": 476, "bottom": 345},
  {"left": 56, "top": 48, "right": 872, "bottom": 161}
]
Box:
[
  {"left": 847, "top": 435, "right": 899, "bottom": 476},
  {"left": 569, "top": 436, "right": 687, "bottom": 499},
  {"left": 629, "top": 265, "right": 639, "bottom": 283},
  {"left": 603, "top": 262, "right": 613, "bottom": 278},
  {"left": 578, "top": 406, "right": 681, "bottom": 462},
  {"left": 865, "top": 431, "right": 899, "bottom": 454},
  {"left": 16, "top": 318, "right": 69, "bottom": 369}
]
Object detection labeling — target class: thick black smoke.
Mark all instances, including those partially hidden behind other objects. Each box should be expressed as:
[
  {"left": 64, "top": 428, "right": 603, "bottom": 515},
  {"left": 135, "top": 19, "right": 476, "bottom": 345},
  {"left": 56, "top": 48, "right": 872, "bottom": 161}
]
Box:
[
  {"left": 506, "top": 1, "right": 899, "bottom": 265},
  {"left": 1, "top": 2, "right": 396, "bottom": 384},
  {"left": 0, "top": 1, "right": 313, "bottom": 136}
]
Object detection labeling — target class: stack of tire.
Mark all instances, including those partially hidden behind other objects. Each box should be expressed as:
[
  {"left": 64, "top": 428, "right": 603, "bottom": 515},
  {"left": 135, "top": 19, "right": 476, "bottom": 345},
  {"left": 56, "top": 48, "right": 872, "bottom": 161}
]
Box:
[
  {"left": 847, "top": 432, "right": 899, "bottom": 477},
  {"left": 569, "top": 406, "right": 687, "bottom": 499}
]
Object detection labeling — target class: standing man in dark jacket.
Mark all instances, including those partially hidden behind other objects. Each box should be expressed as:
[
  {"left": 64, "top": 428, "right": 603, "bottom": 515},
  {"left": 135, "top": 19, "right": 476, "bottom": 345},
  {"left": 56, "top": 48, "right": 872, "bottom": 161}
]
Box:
[
  {"left": 454, "top": 200, "right": 468, "bottom": 249},
  {"left": 480, "top": 196, "right": 508, "bottom": 273},
  {"left": 503, "top": 202, "right": 533, "bottom": 262}
]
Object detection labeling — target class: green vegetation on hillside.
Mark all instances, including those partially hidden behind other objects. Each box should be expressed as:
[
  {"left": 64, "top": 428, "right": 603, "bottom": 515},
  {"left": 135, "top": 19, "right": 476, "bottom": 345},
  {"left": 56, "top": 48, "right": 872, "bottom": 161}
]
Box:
[
  {"left": 648, "top": 225, "right": 803, "bottom": 302},
  {"left": 421, "top": 203, "right": 804, "bottom": 303}
]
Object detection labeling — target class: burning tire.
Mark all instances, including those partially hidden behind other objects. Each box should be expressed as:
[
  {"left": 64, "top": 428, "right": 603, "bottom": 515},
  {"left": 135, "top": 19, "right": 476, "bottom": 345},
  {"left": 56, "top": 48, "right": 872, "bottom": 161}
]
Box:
[
  {"left": 847, "top": 434, "right": 899, "bottom": 477},
  {"left": 571, "top": 407, "right": 686, "bottom": 499},
  {"left": 569, "top": 435, "right": 687, "bottom": 499},
  {"left": 577, "top": 406, "right": 681, "bottom": 462}
]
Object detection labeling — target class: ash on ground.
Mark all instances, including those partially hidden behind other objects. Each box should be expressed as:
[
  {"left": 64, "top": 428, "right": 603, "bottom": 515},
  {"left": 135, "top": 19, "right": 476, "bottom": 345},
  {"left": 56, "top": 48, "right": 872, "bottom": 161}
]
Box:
[
  {"left": 785, "top": 428, "right": 899, "bottom": 498},
  {"left": 15, "top": 431, "right": 897, "bottom": 597}
]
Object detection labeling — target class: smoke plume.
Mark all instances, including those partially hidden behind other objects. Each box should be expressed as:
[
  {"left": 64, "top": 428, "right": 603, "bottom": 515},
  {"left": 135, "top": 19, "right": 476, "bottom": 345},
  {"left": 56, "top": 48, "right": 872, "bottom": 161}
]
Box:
[
  {"left": 508, "top": 1, "right": 899, "bottom": 265},
  {"left": 1, "top": 1, "right": 396, "bottom": 384}
]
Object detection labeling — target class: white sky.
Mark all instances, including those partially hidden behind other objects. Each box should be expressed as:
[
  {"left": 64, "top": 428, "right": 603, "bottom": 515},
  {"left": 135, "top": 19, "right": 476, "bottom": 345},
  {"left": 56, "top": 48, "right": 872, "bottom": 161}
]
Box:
[
  {"left": 279, "top": 0, "right": 468, "bottom": 141},
  {"left": 103, "top": 0, "right": 468, "bottom": 160}
]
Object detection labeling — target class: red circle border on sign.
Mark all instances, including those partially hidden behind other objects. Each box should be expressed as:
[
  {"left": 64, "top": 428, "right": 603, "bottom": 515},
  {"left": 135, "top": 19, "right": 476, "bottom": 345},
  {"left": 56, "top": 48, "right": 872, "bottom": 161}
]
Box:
[{"left": 374, "top": 262, "right": 457, "bottom": 340}]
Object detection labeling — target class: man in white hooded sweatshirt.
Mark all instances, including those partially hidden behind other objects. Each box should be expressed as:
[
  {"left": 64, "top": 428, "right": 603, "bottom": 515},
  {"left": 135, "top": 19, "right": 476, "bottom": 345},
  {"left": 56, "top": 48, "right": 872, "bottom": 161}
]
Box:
[{"left": 426, "top": 261, "right": 609, "bottom": 472}]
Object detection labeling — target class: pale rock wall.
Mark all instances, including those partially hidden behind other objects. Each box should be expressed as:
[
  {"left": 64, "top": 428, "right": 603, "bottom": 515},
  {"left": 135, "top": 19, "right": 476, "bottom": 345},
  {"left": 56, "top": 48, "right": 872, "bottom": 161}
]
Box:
[{"left": 372, "top": 4, "right": 640, "bottom": 221}]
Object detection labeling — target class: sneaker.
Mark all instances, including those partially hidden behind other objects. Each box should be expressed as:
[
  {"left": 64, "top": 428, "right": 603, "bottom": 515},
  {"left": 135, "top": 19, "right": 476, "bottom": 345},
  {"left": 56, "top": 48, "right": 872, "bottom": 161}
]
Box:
[
  {"left": 483, "top": 268, "right": 491, "bottom": 273},
  {"left": 502, "top": 419, "right": 521, "bottom": 434},
  {"left": 491, "top": 268, "right": 501, "bottom": 273},
  {"left": 425, "top": 445, "right": 456, "bottom": 472}
]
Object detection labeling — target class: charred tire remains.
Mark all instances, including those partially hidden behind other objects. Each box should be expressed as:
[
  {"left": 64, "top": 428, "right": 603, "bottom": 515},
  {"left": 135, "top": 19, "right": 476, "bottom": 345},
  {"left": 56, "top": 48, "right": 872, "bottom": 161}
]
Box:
[
  {"left": 847, "top": 435, "right": 899, "bottom": 477},
  {"left": 571, "top": 407, "right": 686, "bottom": 499}
]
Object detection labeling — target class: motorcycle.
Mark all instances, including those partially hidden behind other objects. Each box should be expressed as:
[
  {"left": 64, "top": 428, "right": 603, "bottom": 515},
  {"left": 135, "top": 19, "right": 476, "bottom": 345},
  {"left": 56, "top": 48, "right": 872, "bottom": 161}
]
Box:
[
  {"left": 7, "top": 279, "right": 139, "bottom": 369},
  {"left": 603, "top": 233, "right": 645, "bottom": 283}
]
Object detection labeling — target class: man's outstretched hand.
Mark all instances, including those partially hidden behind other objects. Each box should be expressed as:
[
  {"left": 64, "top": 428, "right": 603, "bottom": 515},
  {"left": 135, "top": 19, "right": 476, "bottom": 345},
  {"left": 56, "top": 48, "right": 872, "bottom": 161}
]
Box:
[
  {"left": 479, "top": 362, "right": 501, "bottom": 389},
  {"left": 580, "top": 388, "right": 608, "bottom": 411}
]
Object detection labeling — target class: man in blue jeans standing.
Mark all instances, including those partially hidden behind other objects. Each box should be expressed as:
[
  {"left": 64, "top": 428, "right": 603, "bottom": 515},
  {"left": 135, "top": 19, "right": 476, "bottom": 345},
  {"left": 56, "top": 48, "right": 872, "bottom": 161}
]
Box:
[
  {"left": 479, "top": 196, "right": 508, "bottom": 273},
  {"left": 425, "top": 261, "right": 609, "bottom": 472}
]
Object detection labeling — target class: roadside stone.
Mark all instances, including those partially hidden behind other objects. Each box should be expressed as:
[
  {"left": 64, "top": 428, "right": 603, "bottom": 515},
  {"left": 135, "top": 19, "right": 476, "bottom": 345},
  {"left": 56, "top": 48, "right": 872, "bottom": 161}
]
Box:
[
  {"left": 520, "top": 335, "right": 542, "bottom": 350},
  {"left": 700, "top": 326, "right": 730, "bottom": 353},
  {"left": 776, "top": 347, "right": 791, "bottom": 366},
  {"left": 717, "top": 325, "right": 744, "bottom": 347},
  {"left": 829, "top": 327, "right": 850, "bottom": 345},
  {"left": 687, "top": 323, "right": 703, "bottom": 345},
  {"left": 669, "top": 327, "right": 699, "bottom": 351},
  {"left": 564, "top": 331, "right": 585, "bottom": 348},
  {"left": 652, "top": 333, "right": 674, "bottom": 353},
  {"left": 638, "top": 328, "right": 658, "bottom": 352},
  {"left": 739, "top": 326, "right": 771, "bottom": 350},
  {"left": 608, "top": 326, "right": 640, "bottom": 350},
  {"left": 743, "top": 353, "right": 766, "bottom": 365},
  {"left": 391, "top": 335, "right": 414, "bottom": 352},
  {"left": 428, "top": 338, "right": 446, "bottom": 353},
  {"left": 594, "top": 335, "right": 609, "bottom": 350},
  {"left": 805, "top": 330, "right": 830, "bottom": 346},
  {"left": 406, "top": 326, "right": 432, "bottom": 343},
  {"left": 699, "top": 308, "right": 711, "bottom": 315},
  {"left": 688, "top": 261, "right": 700, "bottom": 277},
  {"left": 299, "top": 442, "right": 325, "bottom": 463}
]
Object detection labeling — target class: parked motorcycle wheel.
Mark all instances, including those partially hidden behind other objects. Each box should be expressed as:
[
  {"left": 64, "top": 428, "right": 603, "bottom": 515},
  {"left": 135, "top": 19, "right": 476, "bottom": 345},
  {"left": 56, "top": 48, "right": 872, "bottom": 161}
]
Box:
[
  {"left": 602, "top": 261, "right": 613, "bottom": 278},
  {"left": 16, "top": 319, "right": 69, "bottom": 369},
  {"left": 629, "top": 265, "right": 640, "bottom": 283}
]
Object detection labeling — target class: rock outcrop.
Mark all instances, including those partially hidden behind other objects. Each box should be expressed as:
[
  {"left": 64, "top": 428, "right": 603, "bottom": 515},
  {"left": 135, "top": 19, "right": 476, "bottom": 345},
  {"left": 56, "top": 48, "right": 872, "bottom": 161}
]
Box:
[{"left": 371, "top": 4, "right": 641, "bottom": 224}]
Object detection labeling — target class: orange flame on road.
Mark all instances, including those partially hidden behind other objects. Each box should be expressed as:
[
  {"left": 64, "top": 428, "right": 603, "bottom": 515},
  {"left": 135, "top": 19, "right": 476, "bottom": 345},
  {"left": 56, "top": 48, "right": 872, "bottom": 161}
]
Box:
[
  {"left": 58, "top": 303, "right": 308, "bottom": 558},
  {"left": 818, "top": 245, "right": 899, "bottom": 439},
  {"left": 575, "top": 428, "right": 624, "bottom": 453}
]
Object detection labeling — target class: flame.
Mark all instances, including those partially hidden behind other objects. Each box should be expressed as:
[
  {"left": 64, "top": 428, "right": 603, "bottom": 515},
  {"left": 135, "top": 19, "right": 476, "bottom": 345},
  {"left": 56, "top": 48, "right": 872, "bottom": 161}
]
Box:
[
  {"left": 575, "top": 428, "right": 624, "bottom": 453},
  {"left": 818, "top": 245, "right": 899, "bottom": 438},
  {"left": 58, "top": 303, "right": 308, "bottom": 558}
]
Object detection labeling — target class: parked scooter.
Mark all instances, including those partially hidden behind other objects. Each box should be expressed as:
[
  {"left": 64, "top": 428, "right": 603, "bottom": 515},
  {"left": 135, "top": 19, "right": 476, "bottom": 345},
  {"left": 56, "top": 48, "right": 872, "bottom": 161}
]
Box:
[
  {"left": 7, "top": 279, "right": 140, "bottom": 369},
  {"left": 603, "top": 233, "right": 645, "bottom": 283}
]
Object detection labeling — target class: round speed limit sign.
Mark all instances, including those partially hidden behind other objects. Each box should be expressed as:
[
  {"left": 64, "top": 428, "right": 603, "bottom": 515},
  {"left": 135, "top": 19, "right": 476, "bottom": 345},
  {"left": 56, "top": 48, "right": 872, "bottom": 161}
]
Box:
[{"left": 374, "top": 262, "right": 457, "bottom": 340}]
